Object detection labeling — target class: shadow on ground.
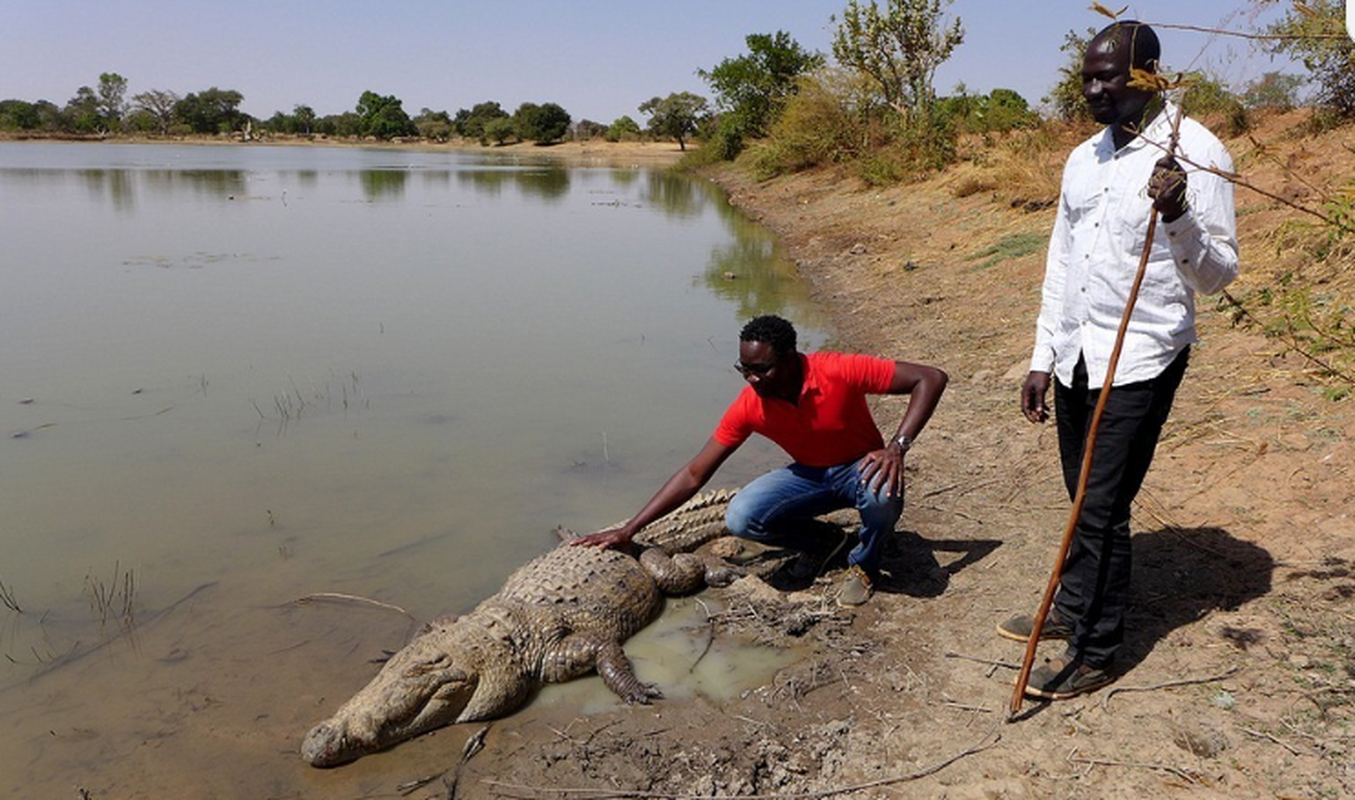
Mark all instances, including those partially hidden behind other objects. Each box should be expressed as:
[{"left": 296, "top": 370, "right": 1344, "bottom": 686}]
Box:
[{"left": 1120, "top": 526, "right": 1274, "bottom": 672}]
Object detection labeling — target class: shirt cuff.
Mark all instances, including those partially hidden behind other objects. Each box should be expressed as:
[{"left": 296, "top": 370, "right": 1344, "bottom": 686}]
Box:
[
  {"left": 1029, "top": 347, "right": 1055, "bottom": 375},
  {"left": 1160, "top": 210, "right": 1208, "bottom": 260}
]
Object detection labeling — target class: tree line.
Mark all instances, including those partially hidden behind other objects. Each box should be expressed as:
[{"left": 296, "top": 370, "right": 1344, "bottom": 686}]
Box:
[{"left": 0, "top": 0, "right": 1344, "bottom": 166}]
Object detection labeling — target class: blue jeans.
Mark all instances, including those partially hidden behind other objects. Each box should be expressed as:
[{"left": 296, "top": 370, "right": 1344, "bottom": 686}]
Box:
[{"left": 724, "top": 461, "right": 903, "bottom": 575}]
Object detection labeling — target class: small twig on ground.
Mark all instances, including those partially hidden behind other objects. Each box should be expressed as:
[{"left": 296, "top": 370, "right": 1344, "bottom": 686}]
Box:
[
  {"left": 942, "top": 700, "right": 993, "bottom": 714},
  {"left": 398, "top": 771, "right": 447, "bottom": 796},
  {"left": 1100, "top": 665, "right": 1242, "bottom": 711},
  {"left": 1067, "top": 748, "right": 1204, "bottom": 785},
  {"left": 690, "top": 598, "right": 716, "bottom": 673},
  {"left": 292, "top": 592, "right": 414, "bottom": 620},
  {"left": 945, "top": 650, "right": 1021, "bottom": 671},
  {"left": 1240, "top": 726, "right": 1303, "bottom": 757},
  {"left": 0, "top": 580, "right": 20, "bottom": 613},
  {"left": 481, "top": 724, "right": 1001, "bottom": 799}
]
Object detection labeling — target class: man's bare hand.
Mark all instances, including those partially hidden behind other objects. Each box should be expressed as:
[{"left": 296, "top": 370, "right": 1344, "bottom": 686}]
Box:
[
  {"left": 568, "top": 525, "right": 633, "bottom": 549},
  {"left": 1149, "top": 155, "right": 1188, "bottom": 222},
  {"left": 1021, "top": 371, "right": 1051, "bottom": 423},
  {"left": 857, "top": 445, "right": 905, "bottom": 498}
]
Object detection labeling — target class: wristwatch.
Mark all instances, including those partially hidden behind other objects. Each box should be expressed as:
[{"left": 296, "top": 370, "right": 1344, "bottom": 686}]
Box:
[{"left": 892, "top": 434, "right": 913, "bottom": 454}]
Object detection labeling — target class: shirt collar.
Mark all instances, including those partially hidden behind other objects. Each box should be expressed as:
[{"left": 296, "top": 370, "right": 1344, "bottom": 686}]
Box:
[{"left": 1096, "top": 99, "right": 1178, "bottom": 156}]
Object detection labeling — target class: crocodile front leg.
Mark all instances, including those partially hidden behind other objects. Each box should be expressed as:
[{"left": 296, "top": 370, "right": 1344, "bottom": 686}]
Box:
[{"left": 540, "top": 632, "right": 661, "bottom": 704}]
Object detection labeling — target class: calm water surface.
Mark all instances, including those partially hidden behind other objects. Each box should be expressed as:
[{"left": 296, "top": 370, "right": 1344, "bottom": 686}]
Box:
[{"left": 0, "top": 142, "right": 831, "bottom": 796}]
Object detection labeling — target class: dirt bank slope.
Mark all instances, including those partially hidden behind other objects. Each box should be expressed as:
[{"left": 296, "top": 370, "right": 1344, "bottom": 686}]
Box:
[{"left": 460, "top": 116, "right": 1353, "bottom": 799}]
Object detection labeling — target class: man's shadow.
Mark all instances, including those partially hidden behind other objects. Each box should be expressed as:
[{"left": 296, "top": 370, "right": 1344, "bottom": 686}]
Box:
[
  {"left": 877, "top": 530, "right": 1002, "bottom": 598},
  {"left": 1117, "top": 526, "right": 1274, "bottom": 673},
  {"left": 761, "top": 522, "right": 1000, "bottom": 597}
]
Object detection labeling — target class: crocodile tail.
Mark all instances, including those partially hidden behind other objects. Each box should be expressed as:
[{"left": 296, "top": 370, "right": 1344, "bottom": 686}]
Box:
[
  {"left": 633, "top": 487, "right": 738, "bottom": 554},
  {"left": 638, "top": 548, "right": 705, "bottom": 595}
]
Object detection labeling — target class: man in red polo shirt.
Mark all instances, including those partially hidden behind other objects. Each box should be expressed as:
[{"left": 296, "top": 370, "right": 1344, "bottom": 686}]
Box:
[{"left": 573, "top": 315, "right": 947, "bottom": 606}]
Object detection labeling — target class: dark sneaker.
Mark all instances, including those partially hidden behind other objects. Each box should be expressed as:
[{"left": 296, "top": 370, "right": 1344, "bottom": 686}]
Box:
[
  {"left": 786, "top": 529, "right": 851, "bottom": 581},
  {"left": 836, "top": 565, "right": 874, "bottom": 607},
  {"left": 995, "top": 611, "right": 1073, "bottom": 643},
  {"left": 1023, "top": 655, "right": 1114, "bottom": 700}
]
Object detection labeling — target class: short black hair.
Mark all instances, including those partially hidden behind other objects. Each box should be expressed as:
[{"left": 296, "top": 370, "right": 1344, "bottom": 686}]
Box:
[
  {"left": 1093, "top": 20, "right": 1161, "bottom": 72},
  {"left": 740, "top": 315, "right": 797, "bottom": 356}
]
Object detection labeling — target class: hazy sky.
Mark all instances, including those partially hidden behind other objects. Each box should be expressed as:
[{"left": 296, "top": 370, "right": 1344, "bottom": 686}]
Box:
[{"left": 0, "top": 1, "right": 1300, "bottom": 124}]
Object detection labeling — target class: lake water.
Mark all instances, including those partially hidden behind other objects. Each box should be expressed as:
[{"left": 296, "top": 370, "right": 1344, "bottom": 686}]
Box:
[{"left": 0, "top": 141, "right": 831, "bottom": 796}]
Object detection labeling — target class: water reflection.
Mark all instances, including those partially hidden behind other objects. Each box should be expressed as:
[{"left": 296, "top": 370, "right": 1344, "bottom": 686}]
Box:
[
  {"left": 516, "top": 166, "right": 570, "bottom": 201},
  {"left": 702, "top": 237, "right": 808, "bottom": 320},
  {"left": 358, "top": 168, "right": 408, "bottom": 200},
  {"left": 79, "top": 168, "right": 137, "bottom": 211},
  {"left": 453, "top": 165, "right": 571, "bottom": 202},
  {"left": 643, "top": 170, "right": 707, "bottom": 219}
]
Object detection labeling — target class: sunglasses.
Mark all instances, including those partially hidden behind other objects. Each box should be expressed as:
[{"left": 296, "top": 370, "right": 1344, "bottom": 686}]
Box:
[{"left": 734, "top": 360, "right": 776, "bottom": 376}]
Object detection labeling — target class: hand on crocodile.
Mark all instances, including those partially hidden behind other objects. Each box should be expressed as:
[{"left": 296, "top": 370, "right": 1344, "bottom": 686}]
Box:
[{"left": 569, "top": 525, "right": 633, "bottom": 549}]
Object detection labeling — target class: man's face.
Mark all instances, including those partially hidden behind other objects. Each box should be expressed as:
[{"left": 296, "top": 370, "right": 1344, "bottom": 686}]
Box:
[
  {"left": 1081, "top": 37, "right": 1152, "bottom": 128},
  {"left": 736, "top": 340, "right": 792, "bottom": 398}
]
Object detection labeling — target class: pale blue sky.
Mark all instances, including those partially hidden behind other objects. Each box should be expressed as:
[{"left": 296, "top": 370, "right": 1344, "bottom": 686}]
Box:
[{"left": 0, "top": 1, "right": 1299, "bottom": 124}]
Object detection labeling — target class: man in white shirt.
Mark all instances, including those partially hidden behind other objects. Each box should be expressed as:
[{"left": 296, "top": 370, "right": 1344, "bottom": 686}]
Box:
[{"left": 998, "top": 20, "right": 1239, "bottom": 699}]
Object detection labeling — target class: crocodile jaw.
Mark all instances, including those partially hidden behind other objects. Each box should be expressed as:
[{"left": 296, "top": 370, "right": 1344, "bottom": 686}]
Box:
[{"left": 301, "top": 655, "right": 477, "bottom": 766}]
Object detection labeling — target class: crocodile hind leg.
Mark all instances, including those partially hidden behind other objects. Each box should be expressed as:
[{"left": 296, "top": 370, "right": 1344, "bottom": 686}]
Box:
[{"left": 540, "top": 632, "right": 662, "bottom": 704}]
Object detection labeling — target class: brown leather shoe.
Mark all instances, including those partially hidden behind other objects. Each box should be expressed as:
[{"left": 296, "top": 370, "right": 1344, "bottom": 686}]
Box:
[
  {"left": 995, "top": 611, "right": 1073, "bottom": 643},
  {"left": 1023, "top": 654, "right": 1114, "bottom": 700},
  {"left": 836, "top": 565, "right": 874, "bottom": 607}
]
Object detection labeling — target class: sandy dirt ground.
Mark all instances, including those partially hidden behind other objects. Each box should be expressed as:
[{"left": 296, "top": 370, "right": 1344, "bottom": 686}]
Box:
[{"left": 421, "top": 116, "right": 1355, "bottom": 799}]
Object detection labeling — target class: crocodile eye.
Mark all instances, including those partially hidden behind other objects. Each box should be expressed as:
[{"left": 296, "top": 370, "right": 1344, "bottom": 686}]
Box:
[{"left": 409, "top": 654, "right": 453, "bottom": 676}]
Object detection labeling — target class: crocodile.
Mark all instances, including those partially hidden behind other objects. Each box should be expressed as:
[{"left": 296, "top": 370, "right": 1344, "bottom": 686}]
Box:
[{"left": 301, "top": 489, "right": 736, "bottom": 767}]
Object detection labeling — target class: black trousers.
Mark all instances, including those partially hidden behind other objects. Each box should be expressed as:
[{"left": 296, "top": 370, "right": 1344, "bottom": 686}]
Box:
[{"left": 1052, "top": 347, "right": 1189, "bottom": 668}]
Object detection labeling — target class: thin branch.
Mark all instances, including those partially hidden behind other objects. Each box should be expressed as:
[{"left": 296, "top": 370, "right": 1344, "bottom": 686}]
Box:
[
  {"left": 944, "top": 650, "right": 1020, "bottom": 671},
  {"left": 1239, "top": 726, "right": 1303, "bottom": 756},
  {"left": 1144, "top": 21, "right": 1348, "bottom": 42},
  {"left": 1219, "top": 291, "right": 1355, "bottom": 386},
  {"left": 292, "top": 592, "right": 414, "bottom": 620},
  {"left": 1100, "top": 665, "right": 1242, "bottom": 711},
  {"left": 1067, "top": 749, "right": 1204, "bottom": 784}
]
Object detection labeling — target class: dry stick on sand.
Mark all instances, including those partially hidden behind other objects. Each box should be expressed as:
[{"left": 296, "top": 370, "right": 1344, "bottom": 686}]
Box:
[
  {"left": 1009, "top": 99, "right": 1189, "bottom": 717},
  {"left": 292, "top": 592, "right": 414, "bottom": 620},
  {"left": 1099, "top": 665, "right": 1242, "bottom": 712},
  {"left": 481, "top": 725, "right": 1001, "bottom": 800}
]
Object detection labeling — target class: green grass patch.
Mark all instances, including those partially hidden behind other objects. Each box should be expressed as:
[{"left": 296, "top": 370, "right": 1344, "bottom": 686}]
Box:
[{"left": 964, "top": 231, "right": 1046, "bottom": 271}]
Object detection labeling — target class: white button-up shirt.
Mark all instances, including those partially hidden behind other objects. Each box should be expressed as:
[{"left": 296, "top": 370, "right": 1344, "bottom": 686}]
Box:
[{"left": 1031, "top": 102, "right": 1239, "bottom": 387}]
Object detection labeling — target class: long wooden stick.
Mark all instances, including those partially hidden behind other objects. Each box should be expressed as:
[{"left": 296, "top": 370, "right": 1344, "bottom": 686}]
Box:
[{"left": 1009, "top": 102, "right": 1186, "bottom": 717}]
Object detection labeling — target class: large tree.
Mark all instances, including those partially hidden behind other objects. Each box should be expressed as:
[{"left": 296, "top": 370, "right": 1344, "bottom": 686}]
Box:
[
  {"left": 96, "top": 72, "right": 128, "bottom": 128},
  {"left": 698, "top": 31, "right": 825, "bottom": 138},
  {"left": 454, "top": 101, "right": 510, "bottom": 141},
  {"left": 63, "top": 86, "right": 102, "bottom": 133},
  {"left": 0, "top": 99, "right": 42, "bottom": 130},
  {"left": 356, "top": 91, "right": 416, "bottom": 139},
  {"left": 131, "top": 89, "right": 180, "bottom": 134},
  {"left": 513, "top": 101, "right": 571, "bottom": 143},
  {"left": 175, "top": 87, "right": 246, "bottom": 134},
  {"left": 639, "top": 92, "right": 709, "bottom": 151},
  {"left": 413, "top": 107, "right": 453, "bottom": 140},
  {"left": 1043, "top": 27, "right": 1097, "bottom": 123},
  {"left": 294, "top": 104, "right": 316, "bottom": 135},
  {"left": 1265, "top": 0, "right": 1355, "bottom": 117},
  {"left": 831, "top": 0, "right": 964, "bottom": 115}
]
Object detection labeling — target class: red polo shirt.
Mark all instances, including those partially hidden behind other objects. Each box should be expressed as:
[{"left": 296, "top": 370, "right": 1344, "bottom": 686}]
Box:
[{"left": 713, "top": 352, "right": 895, "bottom": 467}]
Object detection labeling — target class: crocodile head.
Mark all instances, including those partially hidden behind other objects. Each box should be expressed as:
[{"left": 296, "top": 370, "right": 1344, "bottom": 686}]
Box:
[{"left": 301, "top": 638, "right": 479, "bottom": 767}]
